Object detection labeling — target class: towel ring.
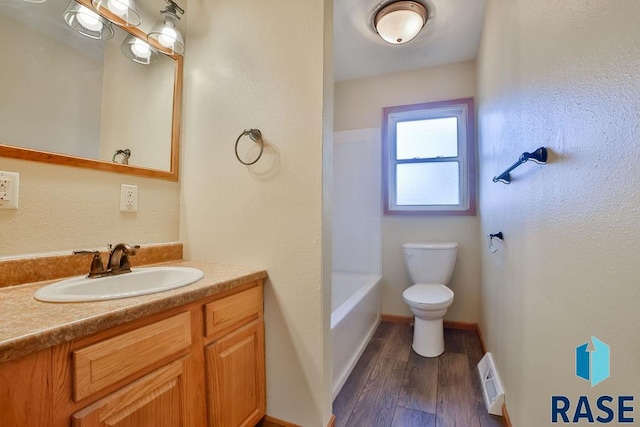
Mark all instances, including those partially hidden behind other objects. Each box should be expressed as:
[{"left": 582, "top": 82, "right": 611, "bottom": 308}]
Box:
[
  {"left": 235, "top": 129, "right": 264, "bottom": 165},
  {"left": 112, "top": 149, "right": 131, "bottom": 165}
]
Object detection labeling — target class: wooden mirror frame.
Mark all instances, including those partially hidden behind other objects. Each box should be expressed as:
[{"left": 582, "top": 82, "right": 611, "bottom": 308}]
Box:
[{"left": 0, "top": 0, "right": 183, "bottom": 181}]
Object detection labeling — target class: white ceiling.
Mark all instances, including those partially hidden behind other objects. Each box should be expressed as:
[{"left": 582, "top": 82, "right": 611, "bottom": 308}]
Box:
[{"left": 334, "top": 0, "right": 487, "bottom": 82}]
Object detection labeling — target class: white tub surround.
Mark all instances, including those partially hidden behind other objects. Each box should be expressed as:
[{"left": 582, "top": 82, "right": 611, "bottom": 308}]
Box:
[
  {"left": 331, "top": 128, "right": 382, "bottom": 399},
  {"left": 331, "top": 272, "right": 381, "bottom": 399}
]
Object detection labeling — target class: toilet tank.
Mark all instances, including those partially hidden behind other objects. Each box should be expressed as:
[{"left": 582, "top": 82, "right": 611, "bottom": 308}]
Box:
[{"left": 403, "top": 242, "right": 458, "bottom": 285}]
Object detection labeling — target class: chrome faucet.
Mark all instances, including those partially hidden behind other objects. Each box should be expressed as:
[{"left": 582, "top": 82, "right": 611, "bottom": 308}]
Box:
[{"left": 107, "top": 243, "right": 140, "bottom": 275}]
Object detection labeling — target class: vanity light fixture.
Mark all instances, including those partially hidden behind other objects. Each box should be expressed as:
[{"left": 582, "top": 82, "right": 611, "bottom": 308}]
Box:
[
  {"left": 374, "top": 1, "right": 428, "bottom": 45},
  {"left": 121, "top": 34, "right": 159, "bottom": 65},
  {"left": 148, "top": 0, "right": 185, "bottom": 55},
  {"left": 92, "top": 0, "right": 141, "bottom": 27},
  {"left": 63, "top": 0, "right": 114, "bottom": 40}
]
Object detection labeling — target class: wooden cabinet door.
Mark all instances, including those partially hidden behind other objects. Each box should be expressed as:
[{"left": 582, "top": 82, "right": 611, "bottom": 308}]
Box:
[
  {"left": 72, "top": 358, "right": 190, "bottom": 427},
  {"left": 205, "top": 320, "right": 266, "bottom": 427}
]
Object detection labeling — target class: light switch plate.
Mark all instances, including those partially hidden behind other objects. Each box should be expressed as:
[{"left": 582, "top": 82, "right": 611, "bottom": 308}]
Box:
[
  {"left": 120, "top": 184, "right": 138, "bottom": 212},
  {"left": 0, "top": 171, "right": 19, "bottom": 209}
]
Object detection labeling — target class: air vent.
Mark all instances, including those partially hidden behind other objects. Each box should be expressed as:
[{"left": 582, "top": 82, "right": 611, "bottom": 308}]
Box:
[{"left": 477, "top": 352, "right": 505, "bottom": 416}]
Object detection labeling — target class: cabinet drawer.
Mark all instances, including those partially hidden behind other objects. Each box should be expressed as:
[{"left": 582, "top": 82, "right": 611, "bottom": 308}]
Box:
[
  {"left": 72, "top": 359, "right": 187, "bottom": 427},
  {"left": 204, "top": 285, "right": 262, "bottom": 340},
  {"left": 73, "top": 312, "right": 192, "bottom": 401}
]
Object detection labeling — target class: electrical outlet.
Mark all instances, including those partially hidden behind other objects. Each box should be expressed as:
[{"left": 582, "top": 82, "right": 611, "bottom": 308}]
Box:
[
  {"left": 120, "top": 184, "right": 138, "bottom": 212},
  {"left": 0, "top": 171, "right": 19, "bottom": 210}
]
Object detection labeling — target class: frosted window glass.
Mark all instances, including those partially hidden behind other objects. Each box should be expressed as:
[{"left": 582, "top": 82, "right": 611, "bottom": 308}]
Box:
[
  {"left": 396, "top": 117, "right": 458, "bottom": 160},
  {"left": 396, "top": 162, "right": 460, "bottom": 205}
]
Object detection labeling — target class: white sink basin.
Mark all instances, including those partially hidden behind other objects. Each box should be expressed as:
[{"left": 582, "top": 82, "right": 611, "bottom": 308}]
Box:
[{"left": 34, "top": 267, "right": 205, "bottom": 303}]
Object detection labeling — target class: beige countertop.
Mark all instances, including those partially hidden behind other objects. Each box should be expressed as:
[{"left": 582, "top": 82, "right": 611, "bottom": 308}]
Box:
[{"left": 0, "top": 261, "right": 267, "bottom": 363}]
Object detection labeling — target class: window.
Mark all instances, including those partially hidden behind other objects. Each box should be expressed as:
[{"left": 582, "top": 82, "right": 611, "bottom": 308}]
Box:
[{"left": 382, "top": 98, "right": 476, "bottom": 215}]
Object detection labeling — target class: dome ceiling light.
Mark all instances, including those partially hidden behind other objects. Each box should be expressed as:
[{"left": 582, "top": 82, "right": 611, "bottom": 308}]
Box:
[{"left": 374, "top": 1, "right": 428, "bottom": 45}]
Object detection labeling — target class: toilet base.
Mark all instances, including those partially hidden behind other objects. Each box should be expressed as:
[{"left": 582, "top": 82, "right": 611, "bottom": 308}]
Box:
[{"left": 412, "top": 316, "right": 444, "bottom": 358}]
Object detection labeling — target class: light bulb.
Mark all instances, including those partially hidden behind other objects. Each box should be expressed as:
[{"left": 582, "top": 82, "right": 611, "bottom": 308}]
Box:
[
  {"left": 107, "top": 0, "right": 130, "bottom": 17},
  {"left": 76, "top": 6, "right": 104, "bottom": 32},
  {"left": 158, "top": 25, "right": 177, "bottom": 47},
  {"left": 131, "top": 39, "right": 151, "bottom": 59}
]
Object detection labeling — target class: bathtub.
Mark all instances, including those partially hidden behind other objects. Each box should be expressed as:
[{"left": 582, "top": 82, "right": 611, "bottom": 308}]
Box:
[{"left": 331, "top": 271, "right": 381, "bottom": 399}]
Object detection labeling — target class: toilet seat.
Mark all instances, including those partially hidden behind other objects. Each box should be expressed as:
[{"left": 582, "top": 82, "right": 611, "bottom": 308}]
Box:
[{"left": 403, "top": 284, "right": 454, "bottom": 310}]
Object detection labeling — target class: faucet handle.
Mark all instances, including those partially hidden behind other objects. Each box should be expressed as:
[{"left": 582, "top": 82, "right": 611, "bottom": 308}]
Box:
[{"left": 73, "top": 250, "right": 110, "bottom": 278}]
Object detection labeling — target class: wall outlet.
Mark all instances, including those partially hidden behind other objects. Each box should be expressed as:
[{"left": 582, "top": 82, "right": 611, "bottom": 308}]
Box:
[
  {"left": 120, "top": 184, "right": 138, "bottom": 212},
  {"left": 0, "top": 171, "right": 19, "bottom": 210}
]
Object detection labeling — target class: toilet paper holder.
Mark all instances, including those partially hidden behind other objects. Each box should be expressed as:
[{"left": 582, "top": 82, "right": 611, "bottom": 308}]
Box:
[{"left": 487, "top": 232, "right": 503, "bottom": 253}]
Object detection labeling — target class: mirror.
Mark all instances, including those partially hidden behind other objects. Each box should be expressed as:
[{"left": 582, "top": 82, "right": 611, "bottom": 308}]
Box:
[{"left": 0, "top": 0, "right": 184, "bottom": 181}]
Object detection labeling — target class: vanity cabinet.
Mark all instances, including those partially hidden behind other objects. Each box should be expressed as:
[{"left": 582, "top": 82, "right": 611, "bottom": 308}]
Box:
[
  {"left": 206, "top": 321, "right": 265, "bottom": 427},
  {"left": 69, "top": 311, "right": 198, "bottom": 427},
  {"left": 0, "top": 280, "right": 265, "bottom": 427},
  {"left": 204, "top": 287, "right": 266, "bottom": 427}
]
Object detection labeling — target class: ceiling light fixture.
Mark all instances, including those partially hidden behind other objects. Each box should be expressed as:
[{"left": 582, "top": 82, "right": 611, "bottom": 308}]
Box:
[
  {"left": 148, "top": 0, "right": 185, "bottom": 55},
  {"left": 121, "top": 34, "right": 159, "bottom": 65},
  {"left": 63, "top": 0, "right": 114, "bottom": 40},
  {"left": 374, "top": 1, "right": 428, "bottom": 45},
  {"left": 92, "top": 0, "right": 141, "bottom": 27}
]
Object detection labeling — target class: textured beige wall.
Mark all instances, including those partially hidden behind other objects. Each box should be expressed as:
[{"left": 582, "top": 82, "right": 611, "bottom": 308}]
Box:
[
  {"left": 180, "top": 0, "right": 332, "bottom": 425},
  {"left": 334, "top": 61, "right": 480, "bottom": 322},
  {"left": 321, "top": 0, "right": 334, "bottom": 420},
  {"left": 477, "top": 0, "right": 640, "bottom": 425},
  {"left": 334, "top": 60, "right": 476, "bottom": 131},
  {"left": 0, "top": 158, "right": 180, "bottom": 257}
]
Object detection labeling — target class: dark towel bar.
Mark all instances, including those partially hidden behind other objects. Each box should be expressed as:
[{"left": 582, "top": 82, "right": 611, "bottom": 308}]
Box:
[{"left": 493, "top": 147, "right": 547, "bottom": 184}]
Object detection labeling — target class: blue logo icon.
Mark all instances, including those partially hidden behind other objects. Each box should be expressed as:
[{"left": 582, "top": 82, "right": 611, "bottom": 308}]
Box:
[{"left": 576, "top": 336, "right": 610, "bottom": 387}]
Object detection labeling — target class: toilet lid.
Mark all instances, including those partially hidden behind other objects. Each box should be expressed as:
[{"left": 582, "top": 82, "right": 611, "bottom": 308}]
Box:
[{"left": 403, "top": 284, "right": 453, "bottom": 305}]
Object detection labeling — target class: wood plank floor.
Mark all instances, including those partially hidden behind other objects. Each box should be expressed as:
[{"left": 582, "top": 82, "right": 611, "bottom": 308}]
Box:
[{"left": 333, "top": 322, "right": 504, "bottom": 427}]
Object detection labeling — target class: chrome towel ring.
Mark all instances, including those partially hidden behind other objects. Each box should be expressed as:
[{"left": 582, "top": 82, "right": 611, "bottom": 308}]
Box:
[{"left": 235, "top": 129, "right": 264, "bottom": 165}]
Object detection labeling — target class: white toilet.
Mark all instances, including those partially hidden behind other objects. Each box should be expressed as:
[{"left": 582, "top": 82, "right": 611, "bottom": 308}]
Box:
[{"left": 402, "top": 242, "right": 458, "bottom": 357}]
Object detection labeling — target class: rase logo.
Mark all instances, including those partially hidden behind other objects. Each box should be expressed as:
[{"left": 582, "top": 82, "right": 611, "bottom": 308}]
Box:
[
  {"left": 575, "top": 336, "right": 610, "bottom": 387},
  {"left": 551, "top": 337, "right": 635, "bottom": 424}
]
